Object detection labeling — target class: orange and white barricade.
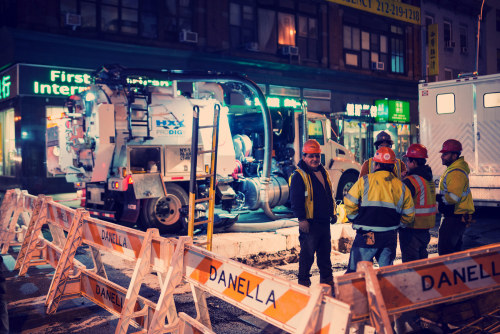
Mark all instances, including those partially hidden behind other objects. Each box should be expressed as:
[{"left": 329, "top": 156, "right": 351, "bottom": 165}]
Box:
[
  {"left": 0, "top": 189, "right": 37, "bottom": 253},
  {"left": 334, "top": 244, "right": 500, "bottom": 333},
  {"left": 9, "top": 189, "right": 354, "bottom": 333}
]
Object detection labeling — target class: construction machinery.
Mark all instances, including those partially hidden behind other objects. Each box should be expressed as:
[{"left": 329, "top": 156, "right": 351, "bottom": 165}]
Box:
[{"left": 46, "top": 65, "right": 360, "bottom": 233}]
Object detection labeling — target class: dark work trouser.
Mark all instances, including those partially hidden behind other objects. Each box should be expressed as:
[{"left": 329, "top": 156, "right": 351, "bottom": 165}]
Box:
[
  {"left": 399, "top": 228, "right": 431, "bottom": 263},
  {"left": 346, "top": 229, "right": 397, "bottom": 273},
  {"left": 438, "top": 214, "right": 466, "bottom": 256},
  {"left": 298, "top": 222, "right": 333, "bottom": 286}
]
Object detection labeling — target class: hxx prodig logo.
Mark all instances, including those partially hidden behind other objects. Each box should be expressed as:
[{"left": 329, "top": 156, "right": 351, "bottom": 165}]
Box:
[{"left": 156, "top": 118, "right": 185, "bottom": 135}]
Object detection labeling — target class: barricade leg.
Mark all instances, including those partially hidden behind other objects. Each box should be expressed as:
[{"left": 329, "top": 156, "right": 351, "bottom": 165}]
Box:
[
  {"left": 149, "top": 236, "right": 192, "bottom": 334},
  {"left": 90, "top": 246, "right": 108, "bottom": 279},
  {"left": 191, "top": 285, "right": 211, "bottom": 330},
  {"left": 0, "top": 189, "right": 22, "bottom": 253},
  {"left": 115, "top": 228, "right": 159, "bottom": 334},
  {"left": 14, "top": 195, "right": 49, "bottom": 275},
  {"left": 178, "top": 312, "right": 215, "bottom": 334},
  {"left": 357, "top": 261, "right": 393, "bottom": 334},
  {"left": 296, "top": 284, "right": 332, "bottom": 334},
  {"left": 46, "top": 208, "right": 88, "bottom": 314}
]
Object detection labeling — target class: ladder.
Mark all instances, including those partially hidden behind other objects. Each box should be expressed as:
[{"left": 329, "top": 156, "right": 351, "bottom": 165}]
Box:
[
  {"left": 127, "top": 91, "right": 153, "bottom": 140},
  {"left": 187, "top": 104, "right": 220, "bottom": 251}
]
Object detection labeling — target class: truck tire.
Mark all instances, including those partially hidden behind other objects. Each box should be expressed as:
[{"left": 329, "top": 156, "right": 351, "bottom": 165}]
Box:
[
  {"left": 336, "top": 171, "right": 358, "bottom": 202},
  {"left": 139, "top": 183, "right": 188, "bottom": 234}
]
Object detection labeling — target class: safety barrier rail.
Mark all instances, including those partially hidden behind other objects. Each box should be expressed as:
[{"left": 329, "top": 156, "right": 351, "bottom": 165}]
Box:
[
  {"left": 335, "top": 245, "right": 500, "bottom": 333},
  {"left": 0, "top": 189, "right": 353, "bottom": 333}
]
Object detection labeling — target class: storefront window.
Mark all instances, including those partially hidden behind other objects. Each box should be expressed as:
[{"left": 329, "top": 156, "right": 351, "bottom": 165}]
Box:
[
  {"left": 343, "top": 120, "right": 369, "bottom": 163},
  {"left": 0, "top": 108, "right": 16, "bottom": 176}
]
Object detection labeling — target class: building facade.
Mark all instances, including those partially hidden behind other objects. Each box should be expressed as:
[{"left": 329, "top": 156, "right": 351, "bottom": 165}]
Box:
[{"left": 0, "top": 0, "right": 421, "bottom": 193}]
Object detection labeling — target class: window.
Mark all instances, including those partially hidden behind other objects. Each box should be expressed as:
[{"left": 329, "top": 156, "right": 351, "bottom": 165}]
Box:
[
  {"left": 308, "top": 119, "right": 324, "bottom": 145},
  {"left": 444, "top": 68, "right": 453, "bottom": 80},
  {"left": 60, "top": 0, "right": 158, "bottom": 38},
  {"left": 344, "top": 24, "right": 394, "bottom": 73},
  {"left": 0, "top": 108, "right": 16, "bottom": 176},
  {"left": 258, "top": 8, "right": 277, "bottom": 53},
  {"left": 230, "top": 2, "right": 256, "bottom": 48},
  {"left": 390, "top": 25, "right": 404, "bottom": 73},
  {"left": 436, "top": 93, "right": 455, "bottom": 114},
  {"left": 496, "top": 9, "right": 500, "bottom": 32},
  {"left": 278, "top": 13, "right": 296, "bottom": 46},
  {"left": 443, "top": 20, "right": 452, "bottom": 47},
  {"left": 165, "top": 0, "right": 193, "bottom": 40},
  {"left": 459, "top": 24, "right": 468, "bottom": 52},
  {"left": 484, "top": 93, "right": 500, "bottom": 108},
  {"left": 297, "top": 15, "right": 318, "bottom": 60}
]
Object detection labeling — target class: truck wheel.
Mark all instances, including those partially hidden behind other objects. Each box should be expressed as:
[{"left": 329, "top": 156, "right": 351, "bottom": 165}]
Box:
[
  {"left": 336, "top": 172, "right": 358, "bottom": 201},
  {"left": 140, "top": 183, "right": 188, "bottom": 234}
]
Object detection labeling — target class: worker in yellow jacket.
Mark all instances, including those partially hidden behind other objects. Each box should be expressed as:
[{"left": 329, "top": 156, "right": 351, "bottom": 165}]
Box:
[
  {"left": 344, "top": 147, "right": 414, "bottom": 273},
  {"left": 437, "top": 139, "right": 474, "bottom": 255}
]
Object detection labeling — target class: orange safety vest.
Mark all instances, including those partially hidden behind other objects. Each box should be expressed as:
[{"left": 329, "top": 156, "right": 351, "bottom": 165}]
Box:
[{"left": 404, "top": 175, "right": 437, "bottom": 229}]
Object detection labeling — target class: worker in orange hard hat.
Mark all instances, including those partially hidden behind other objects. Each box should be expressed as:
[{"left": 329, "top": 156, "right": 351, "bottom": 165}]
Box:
[
  {"left": 344, "top": 147, "right": 414, "bottom": 273},
  {"left": 289, "top": 139, "right": 336, "bottom": 288},
  {"left": 359, "top": 131, "right": 407, "bottom": 179},
  {"left": 436, "top": 139, "right": 474, "bottom": 255},
  {"left": 399, "top": 143, "right": 437, "bottom": 262}
]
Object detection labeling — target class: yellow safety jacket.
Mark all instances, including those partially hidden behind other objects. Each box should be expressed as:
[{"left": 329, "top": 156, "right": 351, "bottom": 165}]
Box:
[
  {"left": 439, "top": 157, "right": 475, "bottom": 215},
  {"left": 344, "top": 170, "right": 415, "bottom": 231},
  {"left": 369, "top": 157, "right": 404, "bottom": 179},
  {"left": 404, "top": 175, "right": 437, "bottom": 229},
  {"left": 293, "top": 167, "right": 334, "bottom": 220}
]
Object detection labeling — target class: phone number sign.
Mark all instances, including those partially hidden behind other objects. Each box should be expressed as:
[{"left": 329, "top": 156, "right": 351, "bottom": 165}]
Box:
[{"left": 327, "top": 0, "right": 420, "bottom": 25}]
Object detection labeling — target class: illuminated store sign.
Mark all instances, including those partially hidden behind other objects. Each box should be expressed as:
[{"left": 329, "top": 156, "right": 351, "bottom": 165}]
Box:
[
  {"left": 346, "top": 103, "right": 377, "bottom": 117},
  {"left": 0, "top": 66, "right": 18, "bottom": 102},
  {"left": 375, "top": 99, "right": 410, "bottom": 123}
]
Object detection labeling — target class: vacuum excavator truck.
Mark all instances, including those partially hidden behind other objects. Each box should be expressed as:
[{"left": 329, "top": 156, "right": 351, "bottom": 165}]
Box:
[{"left": 46, "top": 66, "right": 360, "bottom": 233}]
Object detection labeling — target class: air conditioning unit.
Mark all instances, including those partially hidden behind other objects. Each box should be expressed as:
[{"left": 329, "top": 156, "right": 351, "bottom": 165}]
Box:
[
  {"left": 445, "top": 41, "right": 455, "bottom": 48},
  {"left": 371, "top": 61, "right": 385, "bottom": 71},
  {"left": 281, "top": 45, "right": 299, "bottom": 56},
  {"left": 65, "top": 13, "right": 81, "bottom": 27},
  {"left": 179, "top": 30, "right": 198, "bottom": 43},
  {"left": 461, "top": 46, "right": 468, "bottom": 53},
  {"left": 245, "top": 42, "right": 259, "bottom": 52}
]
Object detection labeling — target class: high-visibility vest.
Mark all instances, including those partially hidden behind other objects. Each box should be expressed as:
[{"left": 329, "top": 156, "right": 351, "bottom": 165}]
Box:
[
  {"left": 404, "top": 175, "right": 437, "bottom": 229},
  {"left": 292, "top": 167, "right": 333, "bottom": 220},
  {"left": 439, "top": 164, "right": 474, "bottom": 214},
  {"left": 369, "top": 157, "right": 403, "bottom": 179}
]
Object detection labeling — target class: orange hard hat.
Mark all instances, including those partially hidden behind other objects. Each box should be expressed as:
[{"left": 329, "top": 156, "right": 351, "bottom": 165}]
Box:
[
  {"left": 302, "top": 139, "right": 321, "bottom": 154},
  {"left": 373, "top": 147, "right": 396, "bottom": 164},
  {"left": 404, "top": 143, "right": 428, "bottom": 159},
  {"left": 439, "top": 139, "right": 462, "bottom": 153}
]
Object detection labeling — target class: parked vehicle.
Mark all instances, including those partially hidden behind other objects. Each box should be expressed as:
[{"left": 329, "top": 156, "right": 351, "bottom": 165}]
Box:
[{"left": 418, "top": 73, "right": 500, "bottom": 206}]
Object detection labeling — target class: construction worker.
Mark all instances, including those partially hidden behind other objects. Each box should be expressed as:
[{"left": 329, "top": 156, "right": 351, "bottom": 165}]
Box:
[
  {"left": 344, "top": 147, "right": 414, "bottom": 273},
  {"left": 437, "top": 139, "right": 474, "bottom": 255},
  {"left": 359, "top": 131, "right": 407, "bottom": 179},
  {"left": 400, "top": 144, "right": 437, "bottom": 262},
  {"left": 290, "top": 139, "right": 336, "bottom": 287}
]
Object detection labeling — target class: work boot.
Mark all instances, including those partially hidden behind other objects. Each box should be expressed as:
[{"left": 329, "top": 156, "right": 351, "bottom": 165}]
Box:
[
  {"left": 320, "top": 279, "right": 335, "bottom": 297},
  {"left": 298, "top": 279, "right": 311, "bottom": 287}
]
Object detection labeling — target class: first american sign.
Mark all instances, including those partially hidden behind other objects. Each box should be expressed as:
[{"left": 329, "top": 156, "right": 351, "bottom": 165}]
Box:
[{"left": 327, "top": 0, "right": 421, "bottom": 25}]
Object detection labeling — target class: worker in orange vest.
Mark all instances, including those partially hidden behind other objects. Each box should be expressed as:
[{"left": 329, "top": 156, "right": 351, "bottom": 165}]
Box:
[{"left": 400, "top": 144, "right": 437, "bottom": 262}]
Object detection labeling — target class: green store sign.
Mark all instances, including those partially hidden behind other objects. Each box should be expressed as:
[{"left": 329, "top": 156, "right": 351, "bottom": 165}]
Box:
[
  {"left": 375, "top": 99, "right": 410, "bottom": 123},
  {"left": 0, "top": 64, "right": 173, "bottom": 100}
]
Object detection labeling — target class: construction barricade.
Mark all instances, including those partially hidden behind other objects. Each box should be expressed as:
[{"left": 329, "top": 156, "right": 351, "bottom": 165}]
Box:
[
  {"left": 0, "top": 189, "right": 352, "bottom": 334},
  {"left": 334, "top": 245, "right": 500, "bottom": 333}
]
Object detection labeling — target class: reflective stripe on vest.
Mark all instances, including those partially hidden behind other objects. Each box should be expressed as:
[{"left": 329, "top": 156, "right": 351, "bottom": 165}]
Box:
[
  {"left": 440, "top": 169, "right": 471, "bottom": 205},
  {"left": 293, "top": 167, "right": 333, "bottom": 220},
  {"left": 406, "top": 175, "right": 437, "bottom": 216},
  {"left": 369, "top": 158, "right": 402, "bottom": 179},
  {"left": 359, "top": 174, "right": 407, "bottom": 214}
]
